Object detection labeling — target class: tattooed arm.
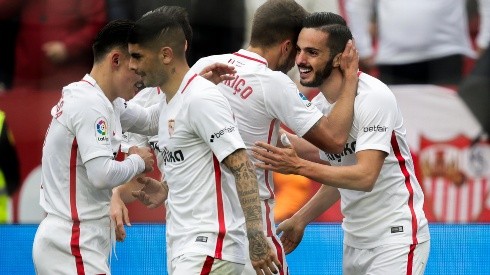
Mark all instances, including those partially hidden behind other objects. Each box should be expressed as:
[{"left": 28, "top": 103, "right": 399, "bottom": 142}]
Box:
[{"left": 223, "top": 148, "right": 281, "bottom": 274}]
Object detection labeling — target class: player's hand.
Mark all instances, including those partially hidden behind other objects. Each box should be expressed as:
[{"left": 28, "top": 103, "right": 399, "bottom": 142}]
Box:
[
  {"left": 276, "top": 217, "right": 305, "bottom": 254},
  {"left": 43, "top": 41, "right": 68, "bottom": 64},
  {"left": 131, "top": 177, "right": 168, "bottom": 208},
  {"left": 252, "top": 141, "right": 302, "bottom": 175},
  {"left": 110, "top": 190, "right": 131, "bottom": 242},
  {"left": 248, "top": 229, "right": 282, "bottom": 275},
  {"left": 339, "top": 39, "right": 359, "bottom": 78},
  {"left": 128, "top": 146, "right": 154, "bottom": 173},
  {"left": 199, "top": 62, "right": 236, "bottom": 84}
]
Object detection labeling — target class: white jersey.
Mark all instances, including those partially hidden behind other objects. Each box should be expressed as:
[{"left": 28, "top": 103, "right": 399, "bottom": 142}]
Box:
[
  {"left": 158, "top": 70, "right": 247, "bottom": 264},
  {"left": 40, "top": 74, "right": 125, "bottom": 221},
  {"left": 121, "top": 87, "right": 165, "bottom": 168},
  {"left": 346, "top": 0, "right": 490, "bottom": 64},
  {"left": 313, "top": 73, "right": 430, "bottom": 249},
  {"left": 192, "top": 49, "right": 323, "bottom": 227}
]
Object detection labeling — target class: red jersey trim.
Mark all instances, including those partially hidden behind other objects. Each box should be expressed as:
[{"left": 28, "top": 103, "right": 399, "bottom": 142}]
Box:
[
  {"left": 79, "top": 79, "right": 95, "bottom": 87},
  {"left": 233, "top": 52, "right": 267, "bottom": 66},
  {"left": 391, "top": 131, "right": 419, "bottom": 245},
  {"left": 181, "top": 73, "right": 198, "bottom": 94},
  {"left": 212, "top": 155, "right": 226, "bottom": 259},
  {"left": 200, "top": 255, "right": 215, "bottom": 275},
  {"left": 69, "top": 138, "right": 85, "bottom": 275}
]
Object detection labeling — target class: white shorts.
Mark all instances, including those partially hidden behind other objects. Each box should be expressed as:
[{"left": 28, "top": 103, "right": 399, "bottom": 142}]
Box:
[
  {"left": 241, "top": 235, "right": 289, "bottom": 275},
  {"left": 343, "top": 240, "right": 430, "bottom": 275},
  {"left": 169, "top": 252, "right": 244, "bottom": 275},
  {"left": 32, "top": 214, "right": 113, "bottom": 275}
]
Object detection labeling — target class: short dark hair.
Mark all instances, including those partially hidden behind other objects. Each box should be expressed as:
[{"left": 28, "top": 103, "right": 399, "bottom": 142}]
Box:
[
  {"left": 92, "top": 20, "right": 135, "bottom": 64},
  {"left": 128, "top": 6, "right": 188, "bottom": 57},
  {"left": 303, "top": 12, "right": 347, "bottom": 27},
  {"left": 250, "top": 0, "right": 308, "bottom": 48},
  {"left": 303, "top": 12, "right": 352, "bottom": 58}
]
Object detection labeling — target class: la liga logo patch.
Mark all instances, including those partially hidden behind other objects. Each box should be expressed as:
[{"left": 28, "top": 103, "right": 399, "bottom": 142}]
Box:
[
  {"left": 298, "top": 92, "right": 312, "bottom": 108},
  {"left": 95, "top": 117, "right": 110, "bottom": 145}
]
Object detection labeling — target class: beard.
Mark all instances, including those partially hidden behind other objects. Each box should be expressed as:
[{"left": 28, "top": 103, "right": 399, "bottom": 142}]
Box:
[{"left": 299, "top": 58, "right": 334, "bottom": 88}]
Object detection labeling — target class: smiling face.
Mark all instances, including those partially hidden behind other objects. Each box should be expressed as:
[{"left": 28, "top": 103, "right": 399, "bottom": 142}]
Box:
[
  {"left": 295, "top": 28, "right": 334, "bottom": 88},
  {"left": 128, "top": 43, "right": 168, "bottom": 88}
]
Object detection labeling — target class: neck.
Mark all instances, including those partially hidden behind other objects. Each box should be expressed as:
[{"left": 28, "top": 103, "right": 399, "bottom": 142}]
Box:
[
  {"left": 161, "top": 60, "right": 190, "bottom": 102},
  {"left": 89, "top": 64, "right": 116, "bottom": 102},
  {"left": 319, "top": 69, "right": 344, "bottom": 103},
  {"left": 246, "top": 45, "right": 280, "bottom": 70}
]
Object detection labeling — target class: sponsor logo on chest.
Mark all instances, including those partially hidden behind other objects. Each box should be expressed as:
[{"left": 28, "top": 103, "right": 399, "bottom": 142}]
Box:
[
  {"left": 324, "top": 141, "right": 356, "bottom": 163},
  {"left": 162, "top": 147, "right": 185, "bottom": 165}
]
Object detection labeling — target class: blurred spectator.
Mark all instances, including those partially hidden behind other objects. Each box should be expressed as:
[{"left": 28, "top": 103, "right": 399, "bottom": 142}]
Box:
[
  {"left": 0, "top": 0, "right": 107, "bottom": 91},
  {"left": 105, "top": 0, "right": 244, "bottom": 66},
  {"left": 187, "top": 0, "right": 245, "bottom": 65},
  {"left": 0, "top": 110, "right": 20, "bottom": 223},
  {"left": 0, "top": 17, "right": 19, "bottom": 92},
  {"left": 459, "top": 48, "right": 490, "bottom": 134},
  {"left": 345, "top": 0, "right": 490, "bottom": 85}
]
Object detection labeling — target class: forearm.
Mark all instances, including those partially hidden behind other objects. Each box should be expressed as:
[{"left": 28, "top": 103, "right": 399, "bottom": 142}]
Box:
[
  {"left": 295, "top": 158, "right": 374, "bottom": 192},
  {"left": 86, "top": 155, "right": 145, "bottom": 190},
  {"left": 121, "top": 103, "right": 159, "bottom": 136},
  {"left": 293, "top": 185, "right": 340, "bottom": 226},
  {"left": 113, "top": 177, "right": 144, "bottom": 204},
  {"left": 224, "top": 149, "right": 264, "bottom": 233},
  {"left": 321, "top": 75, "right": 358, "bottom": 151}
]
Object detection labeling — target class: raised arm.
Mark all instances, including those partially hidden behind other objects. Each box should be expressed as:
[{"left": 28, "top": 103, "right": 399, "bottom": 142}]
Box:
[{"left": 302, "top": 40, "right": 359, "bottom": 154}]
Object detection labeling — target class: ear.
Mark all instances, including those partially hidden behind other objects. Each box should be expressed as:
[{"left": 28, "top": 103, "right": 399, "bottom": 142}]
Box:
[
  {"left": 281, "top": 40, "right": 292, "bottom": 55},
  {"left": 333, "top": 52, "right": 342, "bottom": 68},
  {"left": 110, "top": 52, "right": 121, "bottom": 69},
  {"left": 159, "top": 46, "right": 173, "bottom": 65}
]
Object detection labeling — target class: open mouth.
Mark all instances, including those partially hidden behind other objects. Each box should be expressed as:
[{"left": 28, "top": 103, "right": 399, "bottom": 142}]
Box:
[{"left": 298, "top": 66, "right": 312, "bottom": 78}]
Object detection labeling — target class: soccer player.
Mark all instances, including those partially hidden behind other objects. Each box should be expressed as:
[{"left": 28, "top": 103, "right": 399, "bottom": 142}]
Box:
[
  {"left": 126, "top": 6, "right": 279, "bottom": 274},
  {"left": 191, "top": 4, "right": 359, "bottom": 274},
  {"left": 252, "top": 13, "right": 431, "bottom": 275},
  {"left": 32, "top": 20, "right": 155, "bottom": 275}
]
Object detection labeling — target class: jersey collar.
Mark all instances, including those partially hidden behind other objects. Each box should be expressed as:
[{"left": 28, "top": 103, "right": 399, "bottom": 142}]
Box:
[
  {"left": 234, "top": 49, "right": 268, "bottom": 67},
  {"left": 81, "top": 74, "right": 113, "bottom": 107}
]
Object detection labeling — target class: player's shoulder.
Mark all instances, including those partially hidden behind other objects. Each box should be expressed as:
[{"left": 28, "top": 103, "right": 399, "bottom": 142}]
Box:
[
  {"left": 62, "top": 80, "right": 104, "bottom": 107},
  {"left": 357, "top": 73, "right": 396, "bottom": 102},
  {"left": 355, "top": 73, "right": 397, "bottom": 112},
  {"left": 130, "top": 87, "right": 164, "bottom": 107},
  {"left": 260, "top": 70, "right": 299, "bottom": 95},
  {"left": 192, "top": 54, "right": 233, "bottom": 72},
  {"left": 186, "top": 75, "right": 228, "bottom": 104}
]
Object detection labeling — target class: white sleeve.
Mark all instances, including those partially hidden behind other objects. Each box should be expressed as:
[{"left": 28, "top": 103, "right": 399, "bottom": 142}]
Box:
[
  {"left": 345, "top": 0, "right": 375, "bottom": 58},
  {"left": 263, "top": 73, "right": 323, "bottom": 137},
  {"left": 85, "top": 154, "right": 145, "bottom": 189},
  {"left": 354, "top": 90, "right": 397, "bottom": 154},
  {"left": 477, "top": 0, "right": 490, "bottom": 49},
  {"left": 120, "top": 101, "right": 160, "bottom": 136}
]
